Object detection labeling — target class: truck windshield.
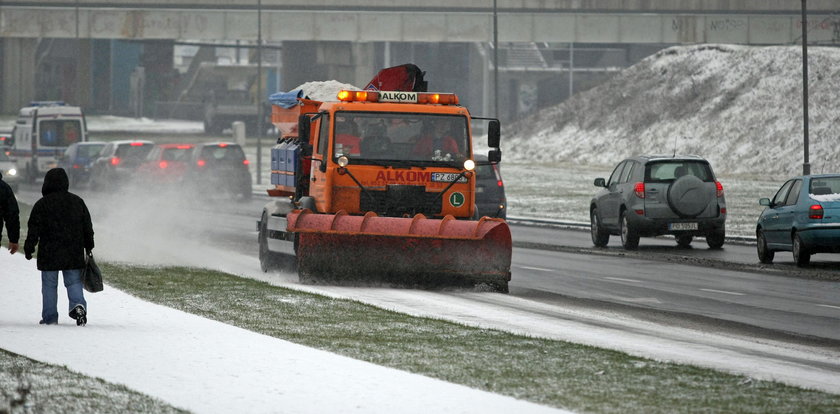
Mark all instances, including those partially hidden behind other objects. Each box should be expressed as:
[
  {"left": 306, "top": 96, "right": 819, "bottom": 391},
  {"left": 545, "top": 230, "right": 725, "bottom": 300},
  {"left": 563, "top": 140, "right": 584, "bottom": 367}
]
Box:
[
  {"left": 39, "top": 120, "right": 82, "bottom": 147},
  {"left": 333, "top": 112, "right": 469, "bottom": 166}
]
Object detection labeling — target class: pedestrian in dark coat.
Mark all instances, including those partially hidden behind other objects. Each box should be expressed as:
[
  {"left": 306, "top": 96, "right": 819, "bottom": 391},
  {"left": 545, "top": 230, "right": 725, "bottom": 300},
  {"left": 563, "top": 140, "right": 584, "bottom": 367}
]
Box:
[
  {"left": 0, "top": 171, "right": 20, "bottom": 255},
  {"left": 24, "top": 168, "right": 95, "bottom": 326}
]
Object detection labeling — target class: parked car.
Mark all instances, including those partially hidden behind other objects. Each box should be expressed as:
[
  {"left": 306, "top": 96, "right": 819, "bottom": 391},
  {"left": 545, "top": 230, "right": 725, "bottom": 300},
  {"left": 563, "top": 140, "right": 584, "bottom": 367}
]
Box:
[
  {"left": 136, "top": 143, "right": 195, "bottom": 186},
  {"left": 474, "top": 154, "right": 506, "bottom": 219},
  {"left": 186, "top": 142, "right": 252, "bottom": 199},
  {"left": 756, "top": 174, "right": 840, "bottom": 266},
  {"left": 90, "top": 140, "right": 155, "bottom": 190},
  {"left": 590, "top": 155, "right": 726, "bottom": 250},
  {"left": 0, "top": 151, "right": 20, "bottom": 191},
  {"left": 59, "top": 141, "right": 107, "bottom": 187}
]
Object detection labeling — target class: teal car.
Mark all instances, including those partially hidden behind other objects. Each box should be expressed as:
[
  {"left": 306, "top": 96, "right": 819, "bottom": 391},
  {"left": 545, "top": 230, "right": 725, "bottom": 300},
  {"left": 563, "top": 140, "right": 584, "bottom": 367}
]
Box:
[{"left": 756, "top": 174, "right": 840, "bottom": 266}]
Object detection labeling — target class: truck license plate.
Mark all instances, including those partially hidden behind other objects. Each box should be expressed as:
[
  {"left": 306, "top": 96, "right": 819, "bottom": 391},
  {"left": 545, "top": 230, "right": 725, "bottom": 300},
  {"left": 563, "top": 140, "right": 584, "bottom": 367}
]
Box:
[
  {"left": 431, "top": 173, "right": 467, "bottom": 183},
  {"left": 669, "top": 222, "right": 698, "bottom": 231}
]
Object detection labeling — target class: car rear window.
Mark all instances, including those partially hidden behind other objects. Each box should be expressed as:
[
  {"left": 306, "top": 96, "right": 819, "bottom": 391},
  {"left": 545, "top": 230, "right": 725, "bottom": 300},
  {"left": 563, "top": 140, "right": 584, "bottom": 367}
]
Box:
[
  {"left": 115, "top": 143, "right": 154, "bottom": 160},
  {"left": 476, "top": 164, "right": 495, "bottom": 181},
  {"left": 199, "top": 145, "right": 246, "bottom": 163},
  {"left": 645, "top": 161, "right": 713, "bottom": 182},
  {"left": 809, "top": 177, "right": 840, "bottom": 196}
]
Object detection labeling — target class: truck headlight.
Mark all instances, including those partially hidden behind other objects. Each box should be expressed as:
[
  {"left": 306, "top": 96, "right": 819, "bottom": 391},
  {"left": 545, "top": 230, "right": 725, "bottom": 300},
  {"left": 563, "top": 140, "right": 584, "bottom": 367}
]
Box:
[
  {"left": 463, "top": 159, "right": 475, "bottom": 171},
  {"left": 337, "top": 156, "right": 349, "bottom": 168}
]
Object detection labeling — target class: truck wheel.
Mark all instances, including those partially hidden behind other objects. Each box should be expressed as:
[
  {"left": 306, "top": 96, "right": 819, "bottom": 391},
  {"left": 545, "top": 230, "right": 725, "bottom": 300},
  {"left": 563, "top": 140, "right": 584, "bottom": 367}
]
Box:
[
  {"left": 258, "top": 212, "right": 284, "bottom": 272},
  {"left": 619, "top": 211, "right": 639, "bottom": 250}
]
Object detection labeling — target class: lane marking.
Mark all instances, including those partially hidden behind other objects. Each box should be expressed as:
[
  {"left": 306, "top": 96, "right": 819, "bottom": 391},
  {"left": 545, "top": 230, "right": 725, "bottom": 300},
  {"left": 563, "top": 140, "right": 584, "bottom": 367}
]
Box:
[
  {"left": 817, "top": 304, "right": 840, "bottom": 310},
  {"left": 604, "top": 277, "right": 643, "bottom": 283},
  {"left": 699, "top": 288, "right": 745, "bottom": 296},
  {"left": 518, "top": 266, "right": 554, "bottom": 272}
]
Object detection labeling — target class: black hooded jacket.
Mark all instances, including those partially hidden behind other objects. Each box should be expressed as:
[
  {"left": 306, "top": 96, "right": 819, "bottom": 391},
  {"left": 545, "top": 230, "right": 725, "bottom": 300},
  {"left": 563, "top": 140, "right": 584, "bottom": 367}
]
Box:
[
  {"left": 0, "top": 172, "right": 20, "bottom": 244},
  {"left": 24, "top": 168, "right": 95, "bottom": 271}
]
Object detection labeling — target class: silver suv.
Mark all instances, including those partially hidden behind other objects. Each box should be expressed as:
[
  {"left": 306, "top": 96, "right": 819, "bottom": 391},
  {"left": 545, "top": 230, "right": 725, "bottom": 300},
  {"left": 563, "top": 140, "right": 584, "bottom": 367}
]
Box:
[{"left": 590, "top": 155, "right": 726, "bottom": 249}]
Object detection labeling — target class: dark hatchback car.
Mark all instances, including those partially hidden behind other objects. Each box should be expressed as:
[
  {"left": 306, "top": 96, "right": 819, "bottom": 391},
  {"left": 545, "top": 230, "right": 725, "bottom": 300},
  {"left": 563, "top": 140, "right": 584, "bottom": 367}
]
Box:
[
  {"left": 186, "top": 142, "right": 252, "bottom": 199},
  {"left": 136, "top": 143, "right": 195, "bottom": 186},
  {"left": 590, "top": 155, "right": 726, "bottom": 250},
  {"left": 757, "top": 174, "right": 840, "bottom": 266},
  {"left": 59, "top": 141, "right": 107, "bottom": 186},
  {"left": 474, "top": 155, "right": 506, "bottom": 219},
  {"left": 90, "top": 140, "right": 155, "bottom": 190}
]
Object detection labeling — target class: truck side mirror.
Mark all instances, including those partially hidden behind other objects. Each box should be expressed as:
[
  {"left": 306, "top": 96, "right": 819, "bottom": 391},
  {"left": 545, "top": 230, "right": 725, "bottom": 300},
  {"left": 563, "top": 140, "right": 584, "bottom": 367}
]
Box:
[
  {"left": 487, "top": 120, "right": 500, "bottom": 148},
  {"left": 488, "top": 148, "right": 501, "bottom": 163},
  {"left": 298, "top": 114, "right": 310, "bottom": 140}
]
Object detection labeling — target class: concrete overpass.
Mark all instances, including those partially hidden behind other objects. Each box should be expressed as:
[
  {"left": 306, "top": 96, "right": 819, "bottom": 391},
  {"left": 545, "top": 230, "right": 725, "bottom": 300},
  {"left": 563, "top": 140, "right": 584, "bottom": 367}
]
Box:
[{"left": 2, "top": 1, "right": 838, "bottom": 118}]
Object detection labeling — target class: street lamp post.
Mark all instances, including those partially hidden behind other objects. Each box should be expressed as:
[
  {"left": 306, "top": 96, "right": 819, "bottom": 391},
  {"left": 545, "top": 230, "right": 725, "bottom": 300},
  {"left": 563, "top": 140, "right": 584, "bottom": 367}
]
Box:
[
  {"left": 256, "top": 0, "right": 263, "bottom": 184},
  {"left": 801, "top": 0, "right": 810, "bottom": 176}
]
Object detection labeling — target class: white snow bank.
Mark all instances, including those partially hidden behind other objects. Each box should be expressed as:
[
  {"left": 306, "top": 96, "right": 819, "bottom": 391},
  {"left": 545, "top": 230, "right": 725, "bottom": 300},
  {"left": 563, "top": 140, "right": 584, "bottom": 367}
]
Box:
[
  {"left": 505, "top": 44, "right": 840, "bottom": 177},
  {"left": 0, "top": 253, "right": 567, "bottom": 414}
]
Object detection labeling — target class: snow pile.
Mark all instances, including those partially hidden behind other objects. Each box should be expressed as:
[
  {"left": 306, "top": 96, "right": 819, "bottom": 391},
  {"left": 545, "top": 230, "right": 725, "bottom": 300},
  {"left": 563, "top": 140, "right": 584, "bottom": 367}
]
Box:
[
  {"left": 293, "top": 80, "right": 360, "bottom": 102},
  {"left": 504, "top": 44, "right": 840, "bottom": 177}
]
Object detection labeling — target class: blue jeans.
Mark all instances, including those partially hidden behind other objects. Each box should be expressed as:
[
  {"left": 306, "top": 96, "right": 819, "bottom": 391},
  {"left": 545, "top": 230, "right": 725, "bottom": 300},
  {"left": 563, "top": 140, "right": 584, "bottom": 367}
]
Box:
[{"left": 41, "top": 269, "right": 86, "bottom": 324}]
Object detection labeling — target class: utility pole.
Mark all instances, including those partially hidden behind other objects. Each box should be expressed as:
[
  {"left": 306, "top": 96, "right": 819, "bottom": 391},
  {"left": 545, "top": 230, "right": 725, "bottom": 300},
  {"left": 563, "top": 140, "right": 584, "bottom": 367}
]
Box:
[
  {"left": 256, "top": 0, "right": 263, "bottom": 184},
  {"left": 801, "top": 0, "right": 810, "bottom": 176},
  {"left": 493, "top": 0, "right": 499, "bottom": 118}
]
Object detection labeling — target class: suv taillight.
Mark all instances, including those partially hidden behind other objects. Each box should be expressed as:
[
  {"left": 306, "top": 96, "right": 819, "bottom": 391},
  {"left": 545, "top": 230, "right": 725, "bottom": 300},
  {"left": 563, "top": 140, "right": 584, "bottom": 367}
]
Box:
[
  {"left": 809, "top": 204, "right": 824, "bottom": 219},
  {"left": 634, "top": 182, "right": 645, "bottom": 199},
  {"left": 715, "top": 181, "right": 724, "bottom": 197},
  {"left": 110, "top": 157, "right": 120, "bottom": 166}
]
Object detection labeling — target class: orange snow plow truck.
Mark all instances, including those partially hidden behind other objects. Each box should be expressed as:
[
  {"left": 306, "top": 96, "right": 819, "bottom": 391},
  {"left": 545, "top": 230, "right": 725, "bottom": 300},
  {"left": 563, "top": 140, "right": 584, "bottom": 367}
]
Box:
[{"left": 257, "top": 64, "right": 511, "bottom": 292}]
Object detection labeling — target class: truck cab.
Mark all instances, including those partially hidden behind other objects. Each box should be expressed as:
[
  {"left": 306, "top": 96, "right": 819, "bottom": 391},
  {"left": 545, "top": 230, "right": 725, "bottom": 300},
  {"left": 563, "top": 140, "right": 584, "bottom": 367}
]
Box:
[{"left": 10, "top": 101, "right": 87, "bottom": 182}]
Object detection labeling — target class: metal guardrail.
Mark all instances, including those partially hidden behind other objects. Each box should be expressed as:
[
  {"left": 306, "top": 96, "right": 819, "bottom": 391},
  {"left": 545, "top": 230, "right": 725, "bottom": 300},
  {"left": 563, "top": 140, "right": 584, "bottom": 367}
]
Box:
[{"left": 252, "top": 192, "right": 757, "bottom": 245}]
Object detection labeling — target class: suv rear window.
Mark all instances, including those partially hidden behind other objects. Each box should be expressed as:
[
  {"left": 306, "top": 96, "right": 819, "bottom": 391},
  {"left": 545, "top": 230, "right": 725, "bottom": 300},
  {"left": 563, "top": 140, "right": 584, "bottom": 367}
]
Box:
[
  {"left": 161, "top": 147, "right": 193, "bottom": 162},
  {"left": 645, "top": 161, "right": 713, "bottom": 182}
]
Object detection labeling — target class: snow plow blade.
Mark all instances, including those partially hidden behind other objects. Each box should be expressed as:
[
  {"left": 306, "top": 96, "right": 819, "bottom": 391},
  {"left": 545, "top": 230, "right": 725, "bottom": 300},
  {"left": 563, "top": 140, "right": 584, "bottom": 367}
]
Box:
[{"left": 287, "top": 210, "right": 512, "bottom": 291}]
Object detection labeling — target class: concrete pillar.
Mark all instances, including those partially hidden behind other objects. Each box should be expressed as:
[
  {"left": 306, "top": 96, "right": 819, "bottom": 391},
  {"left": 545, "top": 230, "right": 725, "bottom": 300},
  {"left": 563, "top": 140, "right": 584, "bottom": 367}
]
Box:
[{"left": 1, "top": 38, "right": 37, "bottom": 114}]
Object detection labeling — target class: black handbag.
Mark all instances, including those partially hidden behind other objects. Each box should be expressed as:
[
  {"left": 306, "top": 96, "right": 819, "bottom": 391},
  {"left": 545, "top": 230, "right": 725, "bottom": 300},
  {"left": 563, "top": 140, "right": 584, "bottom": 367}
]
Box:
[{"left": 82, "top": 253, "right": 104, "bottom": 293}]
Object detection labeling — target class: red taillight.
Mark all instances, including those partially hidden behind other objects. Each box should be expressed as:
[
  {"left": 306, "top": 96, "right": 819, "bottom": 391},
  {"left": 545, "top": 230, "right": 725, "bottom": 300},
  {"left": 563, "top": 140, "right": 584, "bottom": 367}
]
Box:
[
  {"left": 110, "top": 157, "right": 120, "bottom": 166},
  {"left": 197, "top": 159, "right": 206, "bottom": 167},
  {"left": 176, "top": 145, "right": 192, "bottom": 150},
  {"left": 715, "top": 181, "right": 724, "bottom": 197},
  {"left": 129, "top": 142, "right": 145, "bottom": 146},
  {"left": 243, "top": 159, "right": 250, "bottom": 166},
  {"left": 809, "top": 204, "right": 824, "bottom": 219},
  {"left": 72, "top": 164, "right": 80, "bottom": 169},
  {"left": 634, "top": 182, "right": 645, "bottom": 199},
  {"left": 159, "top": 161, "right": 168, "bottom": 169},
  {"left": 218, "top": 143, "right": 228, "bottom": 148},
  {"left": 497, "top": 180, "right": 503, "bottom": 187}
]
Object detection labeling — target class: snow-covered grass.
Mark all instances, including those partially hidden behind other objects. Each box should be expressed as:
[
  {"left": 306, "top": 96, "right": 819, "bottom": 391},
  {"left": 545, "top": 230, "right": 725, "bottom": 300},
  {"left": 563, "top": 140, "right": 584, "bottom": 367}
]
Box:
[
  {"left": 82, "top": 263, "right": 840, "bottom": 414},
  {"left": 0, "top": 350, "right": 184, "bottom": 413}
]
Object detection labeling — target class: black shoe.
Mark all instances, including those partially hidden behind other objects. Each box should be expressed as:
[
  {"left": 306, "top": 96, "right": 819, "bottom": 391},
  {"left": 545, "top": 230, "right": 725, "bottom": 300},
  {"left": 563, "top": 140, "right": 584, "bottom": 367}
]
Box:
[
  {"left": 70, "top": 305, "right": 87, "bottom": 326},
  {"left": 39, "top": 319, "right": 57, "bottom": 325}
]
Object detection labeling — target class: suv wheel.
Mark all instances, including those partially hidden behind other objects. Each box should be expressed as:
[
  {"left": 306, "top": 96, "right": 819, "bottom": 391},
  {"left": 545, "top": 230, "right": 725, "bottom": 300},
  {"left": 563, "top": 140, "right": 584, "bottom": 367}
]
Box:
[
  {"left": 706, "top": 230, "right": 725, "bottom": 249},
  {"left": 590, "top": 207, "right": 609, "bottom": 247},
  {"left": 676, "top": 235, "right": 693, "bottom": 248},
  {"left": 619, "top": 211, "right": 639, "bottom": 250},
  {"left": 756, "top": 230, "right": 774, "bottom": 264},
  {"left": 793, "top": 233, "right": 811, "bottom": 267}
]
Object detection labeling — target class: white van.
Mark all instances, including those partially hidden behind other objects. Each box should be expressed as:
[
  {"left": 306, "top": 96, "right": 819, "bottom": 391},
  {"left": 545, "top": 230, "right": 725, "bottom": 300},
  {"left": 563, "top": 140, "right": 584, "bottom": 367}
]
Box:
[{"left": 10, "top": 101, "right": 88, "bottom": 182}]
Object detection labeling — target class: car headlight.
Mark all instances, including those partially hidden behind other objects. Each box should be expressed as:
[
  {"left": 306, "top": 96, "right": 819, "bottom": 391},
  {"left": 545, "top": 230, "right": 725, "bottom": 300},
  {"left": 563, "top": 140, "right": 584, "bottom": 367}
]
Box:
[{"left": 7, "top": 168, "right": 16, "bottom": 176}]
